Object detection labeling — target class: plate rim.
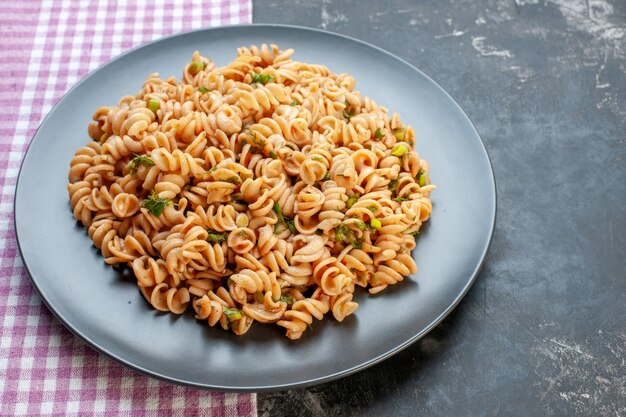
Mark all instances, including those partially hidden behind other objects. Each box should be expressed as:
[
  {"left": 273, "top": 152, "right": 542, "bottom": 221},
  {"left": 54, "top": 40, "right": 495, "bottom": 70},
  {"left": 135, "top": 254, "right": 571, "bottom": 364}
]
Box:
[{"left": 14, "top": 23, "right": 497, "bottom": 392}]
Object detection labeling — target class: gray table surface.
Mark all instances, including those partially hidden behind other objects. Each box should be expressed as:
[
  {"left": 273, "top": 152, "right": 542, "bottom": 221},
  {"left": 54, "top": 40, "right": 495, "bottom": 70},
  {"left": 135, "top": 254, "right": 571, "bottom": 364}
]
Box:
[{"left": 254, "top": 0, "right": 626, "bottom": 416}]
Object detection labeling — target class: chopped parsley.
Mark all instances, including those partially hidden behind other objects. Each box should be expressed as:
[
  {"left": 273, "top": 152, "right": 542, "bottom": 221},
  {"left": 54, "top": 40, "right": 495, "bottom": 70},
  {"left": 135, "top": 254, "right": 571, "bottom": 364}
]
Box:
[
  {"left": 223, "top": 176, "right": 241, "bottom": 184},
  {"left": 374, "top": 128, "right": 384, "bottom": 139},
  {"left": 279, "top": 294, "right": 294, "bottom": 305},
  {"left": 141, "top": 190, "right": 172, "bottom": 216},
  {"left": 334, "top": 224, "right": 363, "bottom": 248},
  {"left": 198, "top": 87, "right": 210, "bottom": 93},
  {"left": 243, "top": 130, "right": 267, "bottom": 155},
  {"left": 354, "top": 221, "right": 368, "bottom": 230},
  {"left": 273, "top": 203, "right": 297, "bottom": 234},
  {"left": 250, "top": 73, "right": 274, "bottom": 85},
  {"left": 290, "top": 98, "right": 300, "bottom": 106},
  {"left": 207, "top": 230, "right": 228, "bottom": 243},
  {"left": 129, "top": 154, "right": 155, "bottom": 175},
  {"left": 347, "top": 193, "right": 360, "bottom": 209},
  {"left": 389, "top": 179, "right": 398, "bottom": 192}
]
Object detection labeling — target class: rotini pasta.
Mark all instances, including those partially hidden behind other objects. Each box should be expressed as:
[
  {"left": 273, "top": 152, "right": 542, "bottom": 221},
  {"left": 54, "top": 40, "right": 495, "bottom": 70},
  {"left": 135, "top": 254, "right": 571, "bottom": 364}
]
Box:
[{"left": 67, "top": 45, "right": 435, "bottom": 340}]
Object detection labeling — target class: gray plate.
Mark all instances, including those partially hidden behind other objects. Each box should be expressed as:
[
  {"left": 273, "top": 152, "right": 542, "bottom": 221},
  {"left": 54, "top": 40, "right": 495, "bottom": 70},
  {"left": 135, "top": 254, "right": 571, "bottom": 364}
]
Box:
[{"left": 14, "top": 24, "right": 496, "bottom": 392}]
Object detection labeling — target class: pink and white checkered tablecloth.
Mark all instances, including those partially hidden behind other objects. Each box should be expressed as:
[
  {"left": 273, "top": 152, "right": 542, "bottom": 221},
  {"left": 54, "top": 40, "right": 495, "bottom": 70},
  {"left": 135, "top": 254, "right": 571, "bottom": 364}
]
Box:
[{"left": 0, "top": 1, "right": 256, "bottom": 416}]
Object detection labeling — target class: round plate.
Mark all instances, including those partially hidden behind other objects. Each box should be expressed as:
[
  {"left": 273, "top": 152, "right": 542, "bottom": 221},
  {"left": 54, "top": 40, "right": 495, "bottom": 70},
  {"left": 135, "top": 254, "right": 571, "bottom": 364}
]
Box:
[{"left": 15, "top": 24, "right": 496, "bottom": 391}]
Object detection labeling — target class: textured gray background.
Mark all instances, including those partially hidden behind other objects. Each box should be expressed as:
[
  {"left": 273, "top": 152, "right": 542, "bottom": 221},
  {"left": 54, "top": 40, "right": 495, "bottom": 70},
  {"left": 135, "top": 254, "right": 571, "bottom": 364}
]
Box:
[{"left": 254, "top": 0, "right": 626, "bottom": 416}]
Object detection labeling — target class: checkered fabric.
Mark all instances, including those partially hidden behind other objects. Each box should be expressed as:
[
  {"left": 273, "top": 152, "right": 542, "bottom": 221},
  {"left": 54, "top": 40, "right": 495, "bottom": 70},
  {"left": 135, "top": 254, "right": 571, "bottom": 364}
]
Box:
[{"left": 0, "top": 1, "right": 256, "bottom": 416}]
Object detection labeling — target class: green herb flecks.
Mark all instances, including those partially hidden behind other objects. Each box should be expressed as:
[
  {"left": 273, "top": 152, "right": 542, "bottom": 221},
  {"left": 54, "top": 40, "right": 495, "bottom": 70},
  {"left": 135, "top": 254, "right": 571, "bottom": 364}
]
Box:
[
  {"left": 389, "top": 179, "right": 398, "bottom": 192},
  {"left": 269, "top": 151, "right": 278, "bottom": 159},
  {"left": 141, "top": 190, "right": 172, "bottom": 217},
  {"left": 198, "top": 87, "right": 210, "bottom": 93},
  {"left": 250, "top": 73, "right": 274, "bottom": 85},
  {"left": 392, "top": 128, "right": 406, "bottom": 141},
  {"left": 273, "top": 203, "right": 297, "bottom": 234},
  {"left": 223, "top": 308, "right": 242, "bottom": 322},
  {"left": 207, "top": 230, "right": 228, "bottom": 244},
  {"left": 290, "top": 98, "right": 300, "bottom": 106},
  {"left": 322, "top": 172, "right": 331, "bottom": 181},
  {"left": 279, "top": 294, "right": 295, "bottom": 305},
  {"left": 129, "top": 154, "right": 155, "bottom": 175},
  {"left": 374, "top": 127, "right": 384, "bottom": 140},
  {"left": 334, "top": 224, "right": 363, "bottom": 249},
  {"left": 354, "top": 221, "right": 368, "bottom": 230},
  {"left": 223, "top": 176, "right": 241, "bottom": 184},
  {"left": 370, "top": 218, "right": 382, "bottom": 230},
  {"left": 343, "top": 109, "right": 355, "bottom": 121},
  {"left": 244, "top": 130, "right": 267, "bottom": 155},
  {"left": 236, "top": 230, "right": 249, "bottom": 238},
  {"left": 347, "top": 193, "right": 360, "bottom": 209}
]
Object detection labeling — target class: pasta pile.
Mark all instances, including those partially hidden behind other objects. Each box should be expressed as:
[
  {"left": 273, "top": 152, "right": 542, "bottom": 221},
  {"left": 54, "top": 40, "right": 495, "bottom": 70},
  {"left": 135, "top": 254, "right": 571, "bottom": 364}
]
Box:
[{"left": 67, "top": 44, "right": 435, "bottom": 339}]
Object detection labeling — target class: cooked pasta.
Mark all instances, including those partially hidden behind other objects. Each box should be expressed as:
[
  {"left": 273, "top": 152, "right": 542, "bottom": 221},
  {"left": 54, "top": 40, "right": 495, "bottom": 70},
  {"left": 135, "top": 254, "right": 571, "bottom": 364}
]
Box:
[{"left": 67, "top": 44, "right": 435, "bottom": 340}]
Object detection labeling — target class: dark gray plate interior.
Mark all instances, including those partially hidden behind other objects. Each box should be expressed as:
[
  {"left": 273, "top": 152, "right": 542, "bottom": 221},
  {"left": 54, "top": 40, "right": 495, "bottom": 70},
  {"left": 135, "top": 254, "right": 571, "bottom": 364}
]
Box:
[{"left": 14, "top": 24, "right": 495, "bottom": 391}]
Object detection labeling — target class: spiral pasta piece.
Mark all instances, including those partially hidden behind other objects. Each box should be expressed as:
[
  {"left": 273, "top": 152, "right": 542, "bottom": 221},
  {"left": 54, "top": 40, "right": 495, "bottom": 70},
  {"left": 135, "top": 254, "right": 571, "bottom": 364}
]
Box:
[
  {"left": 141, "top": 282, "right": 190, "bottom": 314},
  {"left": 150, "top": 148, "right": 206, "bottom": 177},
  {"left": 330, "top": 291, "right": 359, "bottom": 322},
  {"left": 277, "top": 289, "right": 330, "bottom": 340}
]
